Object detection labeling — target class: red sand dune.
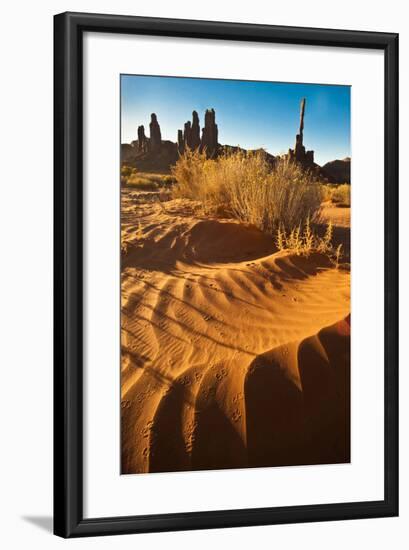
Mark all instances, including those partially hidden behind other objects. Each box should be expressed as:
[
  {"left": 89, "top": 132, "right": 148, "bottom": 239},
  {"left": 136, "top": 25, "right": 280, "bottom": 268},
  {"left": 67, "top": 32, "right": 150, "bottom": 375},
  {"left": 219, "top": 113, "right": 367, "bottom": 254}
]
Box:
[{"left": 121, "top": 191, "right": 350, "bottom": 474}]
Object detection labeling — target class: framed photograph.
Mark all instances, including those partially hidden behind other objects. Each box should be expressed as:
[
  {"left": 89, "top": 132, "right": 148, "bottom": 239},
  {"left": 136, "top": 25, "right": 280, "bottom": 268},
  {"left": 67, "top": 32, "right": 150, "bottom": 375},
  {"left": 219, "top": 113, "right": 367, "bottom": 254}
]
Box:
[{"left": 54, "top": 12, "right": 398, "bottom": 537}]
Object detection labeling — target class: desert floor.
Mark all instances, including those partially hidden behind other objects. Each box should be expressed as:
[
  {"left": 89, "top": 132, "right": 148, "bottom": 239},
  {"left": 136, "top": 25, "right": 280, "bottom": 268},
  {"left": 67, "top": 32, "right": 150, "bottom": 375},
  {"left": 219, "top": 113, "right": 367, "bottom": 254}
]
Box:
[{"left": 121, "top": 188, "right": 351, "bottom": 474}]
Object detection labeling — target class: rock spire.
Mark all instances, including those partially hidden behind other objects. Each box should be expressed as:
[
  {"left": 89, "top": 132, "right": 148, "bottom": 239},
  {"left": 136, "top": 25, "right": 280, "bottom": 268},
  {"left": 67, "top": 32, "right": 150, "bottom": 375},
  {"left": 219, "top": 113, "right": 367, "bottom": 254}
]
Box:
[
  {"left": 200, "top": 108, "right": 218, "bottom": 157},
  {"left": 149, "top": 113, "right": 162, "bottom": 151}
]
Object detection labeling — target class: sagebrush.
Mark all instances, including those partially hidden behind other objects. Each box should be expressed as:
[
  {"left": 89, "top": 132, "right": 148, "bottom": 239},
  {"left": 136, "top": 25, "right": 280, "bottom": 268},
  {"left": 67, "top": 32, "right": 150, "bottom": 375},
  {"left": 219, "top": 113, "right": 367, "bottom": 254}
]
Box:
[
  {"left": 322, "top": 183, "right": 351, "bottom": 207},
  {"left": 172, "top": 149, "right": 323, "bottom": 233},
  {"left": 121, "top": 165, "right": 176, "bottom": 189}
]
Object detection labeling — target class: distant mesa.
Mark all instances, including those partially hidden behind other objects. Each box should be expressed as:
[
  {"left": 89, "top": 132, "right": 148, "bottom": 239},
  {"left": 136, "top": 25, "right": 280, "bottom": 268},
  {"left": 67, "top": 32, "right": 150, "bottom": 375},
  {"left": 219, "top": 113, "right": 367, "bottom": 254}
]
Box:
[
  {"left": 121, "top": 100, "right": 350, "bottom": 181},
  {"left": 321, "top": 158, "right": 351, "bottom": 184}
]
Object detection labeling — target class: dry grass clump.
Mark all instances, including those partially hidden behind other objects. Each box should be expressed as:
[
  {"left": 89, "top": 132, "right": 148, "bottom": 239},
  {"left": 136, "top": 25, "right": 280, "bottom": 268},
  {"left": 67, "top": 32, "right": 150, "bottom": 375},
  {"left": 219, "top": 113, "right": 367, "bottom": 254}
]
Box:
[
  {"left": 172, "top": 150, "right": 323, "bottom": 233},
  {"left": 331, "top": 184, "right": 351, "bottom": 207},
  {"left": 126, "top": 174, "right": 160, "bottom": 190},
  {"left": 121, "top": 164, "right": 134, "bottom": 178},
  {"left": 321, "top": 184, "right": 333, "bottom": 202},
  {"left": 121, "top": 165, "right": 176, "bottom": 190},
  {"left": 171, "top": 149, "right": 209, "bottom": 201},
  {"left": 322, "top": 183, "right": 351, "bottom": 207}
]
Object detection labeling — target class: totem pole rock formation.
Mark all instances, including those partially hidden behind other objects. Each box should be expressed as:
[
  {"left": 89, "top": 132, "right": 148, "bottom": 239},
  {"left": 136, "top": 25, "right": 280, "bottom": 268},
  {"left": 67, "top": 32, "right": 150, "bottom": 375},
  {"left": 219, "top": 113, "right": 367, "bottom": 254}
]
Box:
[
  {"left": 183, "top": 121, "right": 192, "bottom": 150},
  {"left": 178, "top": 110, "right": 202, "bottom": 152},
  {"left": 123, "top": 102, "right": 341, "bottom": 177},
  {"left": 288, "top": 98, "right": 314, "bottom": 167},
  {"left": 149, "top": 113, "right": 162, "bottom": 151},
  {"left": 177, "top": 129, "right": 184, "bottom": 154},
  {"left": 190, "top": 110, "right": 201, "bottom": 149},
  {"left": 137, "top": 125, "right": 148, "bottom": 152},
  {"left": 294, "top": 97, "right": 306, "bottom": 159},
  {"left": 200, "top": 108, "right": 218, "bottom": 157}
]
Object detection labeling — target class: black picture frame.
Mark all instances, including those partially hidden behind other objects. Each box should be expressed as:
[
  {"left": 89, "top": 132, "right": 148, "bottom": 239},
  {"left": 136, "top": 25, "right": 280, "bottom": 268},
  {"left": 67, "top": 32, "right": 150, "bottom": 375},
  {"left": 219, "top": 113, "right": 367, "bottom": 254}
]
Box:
[{"left": 54, "top": 11, "right": 399, "bottom": 538}]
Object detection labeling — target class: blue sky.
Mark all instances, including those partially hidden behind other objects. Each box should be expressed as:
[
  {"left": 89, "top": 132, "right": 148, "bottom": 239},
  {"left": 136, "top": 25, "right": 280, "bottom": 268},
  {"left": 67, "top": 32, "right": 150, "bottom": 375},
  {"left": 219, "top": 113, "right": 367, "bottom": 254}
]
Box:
[{"left": 121, "top": 75, "right": 350, "bottom": 166}]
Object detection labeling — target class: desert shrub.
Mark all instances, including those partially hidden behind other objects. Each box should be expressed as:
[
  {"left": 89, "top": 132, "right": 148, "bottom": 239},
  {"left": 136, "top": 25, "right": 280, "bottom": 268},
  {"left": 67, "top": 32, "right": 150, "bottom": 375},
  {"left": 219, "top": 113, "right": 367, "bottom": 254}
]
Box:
[
  {"left": 123, "top": 171, "right": 175, "bottom": 190},
  {"left": 321, "top": 184, "right": 334, "bottom": 202},
  {"left": 121, "top": 164, "right": 135, "bottom": 178},
  {"left": 126, "top": 174, "right": 159, "bottom": 190},
  {"left": 171, "top": 148, "right": 209, "bottom": 201},
  {"left": 162, "top": 175, "right": 177, "bottom": 186},
  {"left": 331, "top": 184, "right": 351, "bottom": 207},
  {"left": 322, "top": 183, "right": 350, "bottom": 207},
  {"left": 121, "top": 164, "right": 136, "bottom": 185},
  {"left": 172, "top": 150, "right": 322, "bottom": 233}
]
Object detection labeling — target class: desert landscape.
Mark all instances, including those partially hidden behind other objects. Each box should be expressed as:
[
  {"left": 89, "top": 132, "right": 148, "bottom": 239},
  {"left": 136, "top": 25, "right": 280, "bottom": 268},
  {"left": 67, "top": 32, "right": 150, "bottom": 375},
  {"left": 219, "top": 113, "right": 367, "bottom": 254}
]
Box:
[{"left": 120, "top": 79, "right": 351, "bottom": 475}]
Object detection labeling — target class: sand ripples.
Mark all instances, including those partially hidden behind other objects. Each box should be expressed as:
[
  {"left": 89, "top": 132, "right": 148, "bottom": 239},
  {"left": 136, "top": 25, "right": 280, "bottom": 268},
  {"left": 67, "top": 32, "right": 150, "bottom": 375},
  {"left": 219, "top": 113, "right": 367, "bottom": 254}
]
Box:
[{"left": 120, "top": 194, "right": 350, "bottom": 474}]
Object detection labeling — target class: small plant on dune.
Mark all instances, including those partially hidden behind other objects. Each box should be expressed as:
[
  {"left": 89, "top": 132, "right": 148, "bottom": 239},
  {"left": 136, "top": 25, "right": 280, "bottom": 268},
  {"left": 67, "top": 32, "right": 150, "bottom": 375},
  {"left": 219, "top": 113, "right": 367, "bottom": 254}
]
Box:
[
  {"left": 275, "top": 218, "right": 342, "bottom": 262},
  {"left": 317, "top": 220, "right": 333, "bottom": 254},
  {"left": 286, "top": 225, "right": 302, "bottom": 254},
  {"left": 276, "top": 223, "right": 286, "bottom": 252},
  {"left": 303, "top": 216, "right": 314, "bottom": 255},
  {"left": 335, "top": 243, "right": 343, "bottom": 268},
  {"left": 275, "top": 223, "right": 301, "bottom": 255}
]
